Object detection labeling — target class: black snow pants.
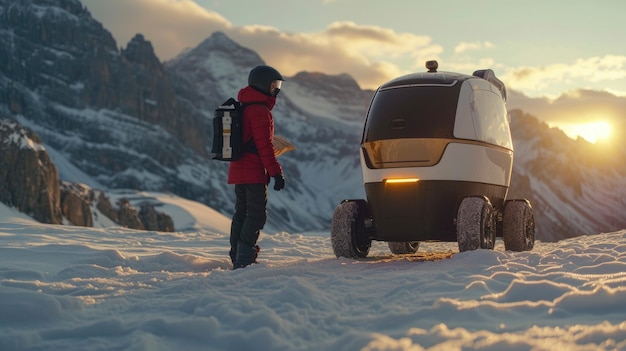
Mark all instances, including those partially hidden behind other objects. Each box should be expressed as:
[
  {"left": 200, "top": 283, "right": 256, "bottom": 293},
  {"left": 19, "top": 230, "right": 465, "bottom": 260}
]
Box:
[{"left": 229, "top": 183, "right": 267, "bottom": 266}]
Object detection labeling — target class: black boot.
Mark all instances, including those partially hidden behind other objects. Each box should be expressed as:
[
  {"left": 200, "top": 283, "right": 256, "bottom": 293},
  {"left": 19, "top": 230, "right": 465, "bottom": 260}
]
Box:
[
  {"left": 229, "top": 248, "right": 237, "bottom": 266},
  {"left": 229, "top": 220, "right": 244, "bottom": 265},
  {"left": 233, "top": 240, "right": 260, "bottom": 269}
]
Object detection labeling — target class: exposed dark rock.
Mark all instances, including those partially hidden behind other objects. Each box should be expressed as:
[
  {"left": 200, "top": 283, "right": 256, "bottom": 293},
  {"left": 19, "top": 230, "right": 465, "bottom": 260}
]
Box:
[
  {"left": 60, "top": 181, "right": 93, "bottom": 227},
  {"left": 0, "top": 118, "right": 174, "bottom": 231},
  {"left": 116, "top": 199, "right": 145, "bottom": 231},
  {"left": 139, "top": 203, "right": 175, "bottom": 232},
  {"left": 95, "top": 192, "right": 118, "bottom": 223},
  {"left": 0, "top": 118, "right": 62, "bottom": 224}
]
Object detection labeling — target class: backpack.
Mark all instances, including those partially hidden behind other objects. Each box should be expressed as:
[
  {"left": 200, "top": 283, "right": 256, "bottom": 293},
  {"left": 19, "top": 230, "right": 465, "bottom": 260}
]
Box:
[{"left": 210, "top": 98, "right": 264, "bottom": 161}]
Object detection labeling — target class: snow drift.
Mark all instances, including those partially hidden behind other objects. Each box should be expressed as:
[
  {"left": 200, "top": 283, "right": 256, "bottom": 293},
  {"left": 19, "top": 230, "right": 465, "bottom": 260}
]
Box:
[{"left": 1, "top": 196, "right": 625, "bottom": 351}]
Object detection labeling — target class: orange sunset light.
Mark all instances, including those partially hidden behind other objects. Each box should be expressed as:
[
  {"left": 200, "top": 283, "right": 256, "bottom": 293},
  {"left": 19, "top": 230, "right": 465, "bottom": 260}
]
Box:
[{"left": 558, "top": 121, "right": 613, "bottom": 144}]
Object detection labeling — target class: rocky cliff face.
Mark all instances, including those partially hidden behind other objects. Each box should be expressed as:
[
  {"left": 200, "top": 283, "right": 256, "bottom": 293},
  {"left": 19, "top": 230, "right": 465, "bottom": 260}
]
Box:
[
  {"left": 0, "top": 118, "right": 174, "bottom": 231},
  {"left": 0, "top": 119, "right": 62, "bottom": 224},
  {"left": 1, "top": 0, "right": 205, "bottom": 154},
  {"left": 139, "top": 203, "right": 175, "bottom": 232},
  {"left": 0, "top": 0, "right": 208, "bottom": 191},
  {"left": 60, "top": 181, "right": 93, "bottom": 227}
]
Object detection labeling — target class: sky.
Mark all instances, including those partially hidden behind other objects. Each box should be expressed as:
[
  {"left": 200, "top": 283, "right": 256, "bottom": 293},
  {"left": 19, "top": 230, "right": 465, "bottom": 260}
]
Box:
[
  {"left": 2, "top": 195, "right": 626, "bottom": 350},
  {"left": 79, "top": 0, "right": 626, "bottom": 143}
]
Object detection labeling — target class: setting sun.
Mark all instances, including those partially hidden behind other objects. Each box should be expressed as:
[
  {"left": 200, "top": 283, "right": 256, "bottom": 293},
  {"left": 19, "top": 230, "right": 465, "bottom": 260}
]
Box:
[
  {"left": 558, "top": 121, "right": 612, "bottom": 144},
  {"left": 575, "top": 122, "right": 612, "bottom": 143}
]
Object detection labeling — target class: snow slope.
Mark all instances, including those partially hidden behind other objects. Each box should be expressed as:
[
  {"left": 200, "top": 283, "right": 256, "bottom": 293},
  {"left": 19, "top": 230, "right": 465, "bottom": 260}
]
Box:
[{"left": 1, "top": 198, "right": 625, "bottom": 351}]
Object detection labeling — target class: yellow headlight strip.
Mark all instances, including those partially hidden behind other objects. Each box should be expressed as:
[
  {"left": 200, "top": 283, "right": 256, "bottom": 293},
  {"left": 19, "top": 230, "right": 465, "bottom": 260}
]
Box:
[{"left": 385, "top": 178, "right": 419, "bottom": 184}]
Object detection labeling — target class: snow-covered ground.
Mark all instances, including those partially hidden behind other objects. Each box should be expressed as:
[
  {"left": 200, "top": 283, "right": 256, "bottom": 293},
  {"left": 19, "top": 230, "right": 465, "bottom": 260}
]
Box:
[{"left": 1, "top": 195, "right": 625, "bottom": 351}]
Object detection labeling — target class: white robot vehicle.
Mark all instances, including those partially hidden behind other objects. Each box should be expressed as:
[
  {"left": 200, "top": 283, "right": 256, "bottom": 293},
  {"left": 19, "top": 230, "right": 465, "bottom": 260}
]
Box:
[{"left": 331, "top": 61, "right": 535, "bottom": 258}]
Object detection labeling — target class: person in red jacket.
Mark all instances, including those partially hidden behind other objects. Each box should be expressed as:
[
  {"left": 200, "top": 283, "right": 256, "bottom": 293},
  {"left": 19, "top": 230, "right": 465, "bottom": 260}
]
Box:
[{"left": 228, "top": 65, "right": 286, "bottom": 269}]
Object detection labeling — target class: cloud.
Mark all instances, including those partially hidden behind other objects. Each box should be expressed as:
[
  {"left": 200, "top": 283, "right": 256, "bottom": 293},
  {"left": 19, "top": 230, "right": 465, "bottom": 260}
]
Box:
[
  {"left": 227, "top": 21, "right": 441, "bottom": 89},
  {"left": 454, "top": 41, "right": 495, "bottom": 54},
  {"left": 80, "top": 0, "right": 626, "bottom": 97},
  {"left": 444, "top": 58, "right": 497, "bottom": 74},
  {"left": 82, "top": 0, "right": 233, "bottom": 59},
  {"left": 502, "top": 55, "right": 626, "bottom": 98},
  {"left": 81, "top": 0, "right": 441, "bottom": 90},
  {"left": 507, "top": 88, "right": 626, "bottom": 139}
]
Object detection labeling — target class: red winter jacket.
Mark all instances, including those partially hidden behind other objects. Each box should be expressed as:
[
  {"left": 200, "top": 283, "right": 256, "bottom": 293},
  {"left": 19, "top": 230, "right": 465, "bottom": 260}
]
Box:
[{"left": 228, "top": 86, "right": 283, "bottom": 184}]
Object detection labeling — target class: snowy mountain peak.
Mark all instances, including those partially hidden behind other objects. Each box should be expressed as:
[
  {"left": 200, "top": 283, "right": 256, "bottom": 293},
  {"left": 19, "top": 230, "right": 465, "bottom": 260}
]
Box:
[
  {"left": 285, "top": 71, "right": 374, "bottom": 125},
  {"left": 167, "top": 31, "right": 264, "bottom": 69},
  {"left": 164, "top": 31, "right": 266, "bottom": 104},
  {"left": 198, "top": 31, "right": 246, "bottom": 52},
  {"left": 291, "top": 71, "right": 362, "bottom": 91}
]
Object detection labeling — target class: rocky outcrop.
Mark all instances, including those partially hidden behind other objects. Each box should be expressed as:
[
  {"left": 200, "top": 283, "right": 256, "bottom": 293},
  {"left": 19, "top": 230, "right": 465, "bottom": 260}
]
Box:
[
  {"left": 0, "top": 119, "right": 62, "bottom": 224},
  {"left": 95, "top": 192, "right": 118, "bottom": 223},
  {"left": 0, "top": 118, "right": 175, "bottom": 231},
  {"left": 117, "top": 199, "right": 145, "bottom": 231},
  {"left": 60, "top": 181, "right": 93, "bottom": 227},
  {"left": 61, "top": 188, "right": 177, "bottom": 232},
  {"left": 139, "top": 203, "right": 175, "bottom": 232},
  {"left": 94, "top": 192, "right": 174, "bottom": 232}
]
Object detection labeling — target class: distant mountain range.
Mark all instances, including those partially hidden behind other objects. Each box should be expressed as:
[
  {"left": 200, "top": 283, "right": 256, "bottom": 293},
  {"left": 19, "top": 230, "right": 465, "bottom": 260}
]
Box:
[{"left": 1, "top": 0, "right": 625, "bottom": 241}]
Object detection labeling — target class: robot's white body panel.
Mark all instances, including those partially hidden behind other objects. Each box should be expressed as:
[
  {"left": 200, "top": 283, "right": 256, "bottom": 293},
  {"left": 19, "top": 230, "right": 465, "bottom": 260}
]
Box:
[{"left": 360, "top": 143, "right": 512, "bottom": 186}]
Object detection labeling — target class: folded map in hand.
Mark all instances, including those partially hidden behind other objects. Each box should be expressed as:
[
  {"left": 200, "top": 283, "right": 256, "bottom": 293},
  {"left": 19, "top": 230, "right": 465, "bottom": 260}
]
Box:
[{"left": 273, "top": 135, "right": 296, "bottom": 157}]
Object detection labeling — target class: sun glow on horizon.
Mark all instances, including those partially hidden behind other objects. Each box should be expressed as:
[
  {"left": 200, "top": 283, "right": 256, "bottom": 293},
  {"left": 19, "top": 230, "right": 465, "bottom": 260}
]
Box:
[{"left": 556, "top": 121, "right": 612, "bottom": 144}]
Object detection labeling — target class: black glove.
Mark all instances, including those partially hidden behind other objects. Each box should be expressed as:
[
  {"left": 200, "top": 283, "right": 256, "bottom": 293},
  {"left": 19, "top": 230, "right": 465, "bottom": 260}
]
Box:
[{"left": 273, "top": 174, "right": 285, "bottom": 191}]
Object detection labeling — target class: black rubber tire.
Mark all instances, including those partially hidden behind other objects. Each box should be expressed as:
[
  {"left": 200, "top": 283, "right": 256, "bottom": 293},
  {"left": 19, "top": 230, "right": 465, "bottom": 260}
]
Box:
[
  {"left": 503, "top": 200, "right": 535, "bottom": 252},
  {"left": 330, "top": 200, "right": 372, "bottom": 258},
  {"left": 388, "top": 241, "right": 420, "bottom": 254},
  {"left": 457, "top": 196, "right": 496, "bottom": 252}
]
